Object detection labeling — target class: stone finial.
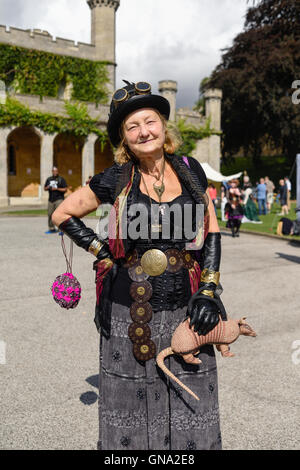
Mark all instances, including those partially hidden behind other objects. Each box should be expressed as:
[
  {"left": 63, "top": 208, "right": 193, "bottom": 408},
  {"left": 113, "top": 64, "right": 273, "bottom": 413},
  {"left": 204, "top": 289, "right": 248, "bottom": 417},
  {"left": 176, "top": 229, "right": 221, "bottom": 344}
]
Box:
[
  {"left": 203, "top": 88, "right": 223, "bottom": 100},
  {"left": 87, "top": 0, "right": 120, "bottom": 10},
  {"left": 158, "top": 80, "right": 178, "bottom": 122}
]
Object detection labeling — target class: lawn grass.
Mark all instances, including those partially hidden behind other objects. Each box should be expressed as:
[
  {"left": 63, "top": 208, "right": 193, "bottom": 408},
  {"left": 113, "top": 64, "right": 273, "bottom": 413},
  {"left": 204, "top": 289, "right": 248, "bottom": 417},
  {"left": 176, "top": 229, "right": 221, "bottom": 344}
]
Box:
[{"left": 217, "top": 201, "right": 300, "bottom": 240}]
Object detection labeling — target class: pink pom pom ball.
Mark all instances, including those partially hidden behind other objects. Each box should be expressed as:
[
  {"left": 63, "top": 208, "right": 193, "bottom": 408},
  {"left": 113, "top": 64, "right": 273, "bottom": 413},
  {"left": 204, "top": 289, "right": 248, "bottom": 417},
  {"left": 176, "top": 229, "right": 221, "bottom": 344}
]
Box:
[{"left": 51, "top": 272, "right": 81, "bottom": 309}]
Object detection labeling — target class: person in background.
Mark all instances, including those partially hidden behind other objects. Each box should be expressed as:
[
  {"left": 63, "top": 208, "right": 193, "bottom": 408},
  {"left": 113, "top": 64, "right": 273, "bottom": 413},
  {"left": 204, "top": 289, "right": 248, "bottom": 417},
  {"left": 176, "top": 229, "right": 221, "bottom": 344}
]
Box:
[
  {"left": 228, "top": 179, "right": 242, "bottom": 198},
  {"left": 284, "top": 176, "right": 292, "bottom": 211},
  {"left": 44, "top": 166, "right": 67, "bottom": 234},
  {"left": 225, "top": 194, "right": 244, "bottom": 237},
  {"left": 265, "top": 176, "right": 275, "bottom": 213},
  {"left": 242, "top": 178, "right": 261, "bottom": 223},
  {"left": 208, "top": 183, "right": 218, "bottom": 215},
  {"left": 278, "top": 179, "right": 289, "bottom": 215},
  {"left": 256, "top": 178, "right": 267, "bottom": 215},
  {"left": 220, "top": 184, "right": 228, "bottom": 221}
]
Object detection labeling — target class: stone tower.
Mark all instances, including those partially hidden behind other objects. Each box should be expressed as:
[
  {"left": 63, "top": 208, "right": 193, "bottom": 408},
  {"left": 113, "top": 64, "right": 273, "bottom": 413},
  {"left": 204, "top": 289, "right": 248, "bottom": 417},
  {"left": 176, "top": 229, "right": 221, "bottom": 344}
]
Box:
[
  {"left": 158, "top": 80, "right": 178, "bottom": 121},
  {"left": 192, "top": 88, "right": 223, "bottom": 171},
  {"left": 204, "top": 89, "right": 222, "bottom": 133},
  {"left": 87, "top": 0, "right": 120, "bottom": 92}
]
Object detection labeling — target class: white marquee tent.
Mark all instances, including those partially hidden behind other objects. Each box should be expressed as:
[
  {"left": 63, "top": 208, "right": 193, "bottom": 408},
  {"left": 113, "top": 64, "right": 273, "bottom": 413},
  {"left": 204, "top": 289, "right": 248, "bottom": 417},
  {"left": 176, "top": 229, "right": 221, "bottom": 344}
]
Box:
[{"left": 201, "top": 163, "right": 242, "bottom": 182}]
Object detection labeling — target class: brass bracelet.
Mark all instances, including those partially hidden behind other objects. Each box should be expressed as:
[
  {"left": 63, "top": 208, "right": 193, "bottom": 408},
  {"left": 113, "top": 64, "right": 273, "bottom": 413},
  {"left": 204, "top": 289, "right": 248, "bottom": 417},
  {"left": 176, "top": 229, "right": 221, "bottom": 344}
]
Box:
[
  {"left": 88, "top": 239, "right": 104, "bottom": 257},
  {"left": 200, "top": 268, "right": 220, "bottom": 285},
  {"left": 201, "top": 289, "right": 214, "bottom": 298}
]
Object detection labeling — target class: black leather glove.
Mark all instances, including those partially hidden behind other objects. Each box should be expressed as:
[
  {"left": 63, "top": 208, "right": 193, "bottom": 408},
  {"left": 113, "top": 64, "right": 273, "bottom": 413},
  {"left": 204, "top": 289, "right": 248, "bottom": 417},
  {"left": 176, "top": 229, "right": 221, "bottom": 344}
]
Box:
[
  {"left": 187, "top": 232, "right": 227, "bottom": 336},
  {"left": 59, "top": 216, "right": 112, "bottom": 261}
]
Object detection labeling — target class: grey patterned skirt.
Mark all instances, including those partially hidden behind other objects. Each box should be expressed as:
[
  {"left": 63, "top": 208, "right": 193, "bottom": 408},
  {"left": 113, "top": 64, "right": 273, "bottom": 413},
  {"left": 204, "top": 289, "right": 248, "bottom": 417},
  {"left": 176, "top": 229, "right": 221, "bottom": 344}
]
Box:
[{"left": 97, "top": 300, "right": 222, "bottom": 450}]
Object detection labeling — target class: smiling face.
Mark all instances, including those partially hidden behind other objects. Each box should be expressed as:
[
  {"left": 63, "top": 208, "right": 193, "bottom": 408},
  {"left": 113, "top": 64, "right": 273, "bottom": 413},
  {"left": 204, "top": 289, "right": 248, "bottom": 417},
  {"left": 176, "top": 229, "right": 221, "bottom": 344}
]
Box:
[{"left": 122, "top": 108, "right": 166, "bottom": 160}]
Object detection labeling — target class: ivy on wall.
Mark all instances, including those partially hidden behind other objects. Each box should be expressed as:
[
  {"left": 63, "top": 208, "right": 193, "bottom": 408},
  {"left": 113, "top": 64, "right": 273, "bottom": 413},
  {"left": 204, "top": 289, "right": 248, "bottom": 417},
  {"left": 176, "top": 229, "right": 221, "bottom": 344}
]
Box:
[
  {"left": 0, "top": 43, "right": 110, "bottom": 104},
  {"left": 174, "top": 118, "right": 221, "bottom": 157},
  {"left": 0, "top": 97, "right": 108, "bottom": 145}
]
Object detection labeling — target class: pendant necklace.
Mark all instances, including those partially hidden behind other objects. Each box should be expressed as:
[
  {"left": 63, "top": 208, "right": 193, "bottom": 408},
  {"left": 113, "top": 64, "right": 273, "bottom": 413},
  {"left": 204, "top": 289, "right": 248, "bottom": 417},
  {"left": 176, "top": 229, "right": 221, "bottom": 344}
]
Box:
[{"left": 139, "top": 157, "right": 166, "bottom": 232}]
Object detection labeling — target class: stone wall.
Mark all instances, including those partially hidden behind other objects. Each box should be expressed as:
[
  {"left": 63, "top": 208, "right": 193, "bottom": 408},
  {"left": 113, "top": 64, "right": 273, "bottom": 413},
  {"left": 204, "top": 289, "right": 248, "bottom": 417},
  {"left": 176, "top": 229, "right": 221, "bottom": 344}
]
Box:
[
  {"left": 176, "top": 107, "right": 206, "bottom": 127},
  {"left": 0, "top": 26, "right": 97, "bottom": 61},
  {"left": 13, "top": 93, "right": 110, "bottom": 123}
]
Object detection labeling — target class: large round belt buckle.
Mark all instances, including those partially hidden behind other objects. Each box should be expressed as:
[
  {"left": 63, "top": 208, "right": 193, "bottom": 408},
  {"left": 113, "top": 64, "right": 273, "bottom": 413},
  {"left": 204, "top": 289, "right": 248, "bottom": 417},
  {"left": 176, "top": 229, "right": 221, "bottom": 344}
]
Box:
[
  {"left": 130, "top": 280, "right": 152, "bottom": 303},
  {"left": 165, "top": 249, "right": 183, "bottom": 273},
  {"left": 140, "top": 249, "right": 168, "bottom": 276},
  {"left": 133, "top": 339, "right": 156, "bottom": 361},
  {"left": 128, "top": 323, "right": 151, "bottom": 343},
  {"left": 130, "top": 302, "right": 152, "bottom": 324},
  {"left": 128, "top": 260, "right": 149, "bottom": 282}
]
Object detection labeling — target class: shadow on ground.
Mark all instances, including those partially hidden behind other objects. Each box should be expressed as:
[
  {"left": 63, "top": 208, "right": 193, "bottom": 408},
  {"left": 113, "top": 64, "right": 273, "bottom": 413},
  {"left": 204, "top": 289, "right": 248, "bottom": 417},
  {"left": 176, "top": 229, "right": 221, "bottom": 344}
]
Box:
[{"left": 80, "top": 374, "right": 99, "bottom": 405}]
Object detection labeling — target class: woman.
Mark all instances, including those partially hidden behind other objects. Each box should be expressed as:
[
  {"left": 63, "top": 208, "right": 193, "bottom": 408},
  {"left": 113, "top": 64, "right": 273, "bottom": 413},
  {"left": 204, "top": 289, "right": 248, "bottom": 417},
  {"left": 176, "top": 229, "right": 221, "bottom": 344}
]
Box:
[
  {"left": 220, "top": 185, "right": 228, "bottom": 222},
  {"left": 278, "top": 179, "right": 288, "bottom": 215},
  {"left": 52, "top": 81, "right": 226, "bottom": 451},
  {"left": 242, "top": 177, "right": 261, "bottom": 223},
  {"left": 225, "top": 194, "right": 244, "bottom": 237}
]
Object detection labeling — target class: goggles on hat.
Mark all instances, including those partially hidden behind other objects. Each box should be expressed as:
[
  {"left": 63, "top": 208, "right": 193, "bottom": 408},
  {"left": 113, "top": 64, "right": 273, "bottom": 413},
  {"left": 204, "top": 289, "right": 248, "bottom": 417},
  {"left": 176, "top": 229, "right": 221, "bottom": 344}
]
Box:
[{"left": 112, "top": 82, "right": 152, "bottom": 107}]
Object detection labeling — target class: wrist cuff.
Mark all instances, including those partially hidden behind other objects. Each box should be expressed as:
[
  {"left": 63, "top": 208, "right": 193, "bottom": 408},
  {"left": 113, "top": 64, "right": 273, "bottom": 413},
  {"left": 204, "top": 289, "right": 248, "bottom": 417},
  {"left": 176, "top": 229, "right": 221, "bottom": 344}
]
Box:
[
  {"left": 88, "top": 239, "right": 105, "bottom": 257},
  {"left": 200, "top": 268, "right": 220, "bottom": 285}
]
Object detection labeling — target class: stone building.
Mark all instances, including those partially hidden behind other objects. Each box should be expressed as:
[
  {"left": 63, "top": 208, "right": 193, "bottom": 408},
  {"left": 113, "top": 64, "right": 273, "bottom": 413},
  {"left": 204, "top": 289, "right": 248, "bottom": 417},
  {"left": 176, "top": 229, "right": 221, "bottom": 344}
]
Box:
[
  {"left": 159, "top": 81, "right": 222, "bottom": 172},
  {"left": 0, "top": 0, "right": 222, "bottom": 207}
]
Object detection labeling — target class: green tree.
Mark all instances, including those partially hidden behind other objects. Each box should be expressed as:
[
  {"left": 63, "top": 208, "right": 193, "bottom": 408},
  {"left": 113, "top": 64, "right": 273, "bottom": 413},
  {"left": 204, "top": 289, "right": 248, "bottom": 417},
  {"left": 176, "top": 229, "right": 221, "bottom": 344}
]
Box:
[{"left": 207, "top": 0, "right": 300, "bottom": 164}]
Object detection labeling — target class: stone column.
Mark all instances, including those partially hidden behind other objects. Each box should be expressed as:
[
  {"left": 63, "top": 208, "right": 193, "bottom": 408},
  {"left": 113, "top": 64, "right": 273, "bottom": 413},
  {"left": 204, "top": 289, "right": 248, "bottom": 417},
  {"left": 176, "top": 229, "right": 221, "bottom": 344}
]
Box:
[
  {"left": 82, "top": 133, "right": 98, "bottom": 186},
  {"left": 40, "top": 131, "right": 56, "bottom": 204},
  {"left": 0, "top": 128, "right": 12, "bottom": 207},
  {"left": 158, "top": 80, "right": 178, "bottom": 122}
]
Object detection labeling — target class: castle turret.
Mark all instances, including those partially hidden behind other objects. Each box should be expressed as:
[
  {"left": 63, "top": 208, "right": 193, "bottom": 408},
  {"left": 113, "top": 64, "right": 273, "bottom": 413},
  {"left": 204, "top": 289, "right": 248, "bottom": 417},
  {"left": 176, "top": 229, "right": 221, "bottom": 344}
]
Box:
[
  {"left": 87, "top": 0, "right": 120, "bottom": 92},
  {"left": 204, "top": 88, "right": 222, "bottom": 132},
  {"left": 158, "top": 80, "right": 178, "bottom": 121}
]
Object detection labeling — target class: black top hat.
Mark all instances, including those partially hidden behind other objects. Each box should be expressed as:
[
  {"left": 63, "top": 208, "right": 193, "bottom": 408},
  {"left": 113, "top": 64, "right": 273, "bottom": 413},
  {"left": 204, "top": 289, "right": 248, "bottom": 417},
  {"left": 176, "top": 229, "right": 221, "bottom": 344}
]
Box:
[{"left": 107, "top": 81, "right": 170, "bottom": 147}]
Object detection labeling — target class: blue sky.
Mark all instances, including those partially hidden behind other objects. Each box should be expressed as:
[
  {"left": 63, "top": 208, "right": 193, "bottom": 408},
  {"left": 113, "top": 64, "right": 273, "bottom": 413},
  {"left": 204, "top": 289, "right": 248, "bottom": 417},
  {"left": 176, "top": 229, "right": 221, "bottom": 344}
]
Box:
[{"left": 0, "top": 0, "right": 250, "bottom": 107}]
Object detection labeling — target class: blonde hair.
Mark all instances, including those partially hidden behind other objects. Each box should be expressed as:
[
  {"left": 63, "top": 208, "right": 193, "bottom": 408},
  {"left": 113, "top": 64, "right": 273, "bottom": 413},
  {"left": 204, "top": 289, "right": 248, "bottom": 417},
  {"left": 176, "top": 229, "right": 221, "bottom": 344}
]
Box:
[{"left": 114, "top": 111, "right": 182, "bottom": 165}]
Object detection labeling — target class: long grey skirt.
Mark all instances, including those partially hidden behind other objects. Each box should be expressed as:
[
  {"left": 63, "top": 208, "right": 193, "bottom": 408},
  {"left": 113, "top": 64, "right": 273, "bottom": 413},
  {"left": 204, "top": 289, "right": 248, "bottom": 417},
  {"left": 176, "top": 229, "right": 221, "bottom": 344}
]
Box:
[{"left": 97, "top": 301, "right": 222, "bottom": 451}]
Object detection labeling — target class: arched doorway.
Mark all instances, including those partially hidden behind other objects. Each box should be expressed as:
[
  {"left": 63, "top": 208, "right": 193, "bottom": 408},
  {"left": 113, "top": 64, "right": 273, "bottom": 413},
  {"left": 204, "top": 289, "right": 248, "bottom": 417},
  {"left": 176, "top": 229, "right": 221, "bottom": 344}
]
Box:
[
  {"left": 53, "top": 134, "right": 84, "bottom": 192},
  {"left": 7, "top": 126, "right": 41, "bottom": 197},
  {"left": 94, "top": 140, "right": 114, "bottom": 175}
]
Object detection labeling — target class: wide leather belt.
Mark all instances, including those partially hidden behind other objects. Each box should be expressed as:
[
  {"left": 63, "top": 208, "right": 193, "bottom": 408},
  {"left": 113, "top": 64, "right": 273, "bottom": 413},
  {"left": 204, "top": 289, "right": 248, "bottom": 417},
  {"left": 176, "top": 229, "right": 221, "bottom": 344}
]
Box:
[{"left": 122, "top": 247, "right": 197, "bottom": 362}]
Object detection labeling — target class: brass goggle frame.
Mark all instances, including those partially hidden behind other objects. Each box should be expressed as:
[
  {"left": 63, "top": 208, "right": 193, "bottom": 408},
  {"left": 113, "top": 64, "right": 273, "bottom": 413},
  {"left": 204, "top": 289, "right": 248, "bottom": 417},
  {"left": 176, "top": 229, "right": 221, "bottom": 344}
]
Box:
[{"left": 112, "top": 82, "right": 152, "bottom": 106}]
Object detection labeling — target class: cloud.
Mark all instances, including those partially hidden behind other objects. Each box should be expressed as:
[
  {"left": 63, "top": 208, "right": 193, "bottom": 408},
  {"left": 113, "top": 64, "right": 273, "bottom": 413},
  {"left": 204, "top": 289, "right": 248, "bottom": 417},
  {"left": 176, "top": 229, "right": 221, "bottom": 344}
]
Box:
[{"left": 0, "top": 0, "right": 249, "bottom": 107}]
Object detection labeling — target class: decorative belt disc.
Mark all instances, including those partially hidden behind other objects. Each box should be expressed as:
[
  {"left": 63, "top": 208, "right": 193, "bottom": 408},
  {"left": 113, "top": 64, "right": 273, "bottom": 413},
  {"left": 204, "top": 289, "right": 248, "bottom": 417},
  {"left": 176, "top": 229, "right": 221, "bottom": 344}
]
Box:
[
  {"left": 140, "top": 249, "right": 168, "bottom": 276},
  {"left": 130, "top": 280, "right": 152, "bottom": 303},
  {"left": 128, "top": 323, "right": 151, "bottom": 343},
  {"left": 165, "top": 249, "right": 184, "bottom": 273},
  {"left": 130, "top": 302, "right": 152, "bottom": 324},
  {"left": 133, "top": 339, "right": 156, "bottom": 361}
]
